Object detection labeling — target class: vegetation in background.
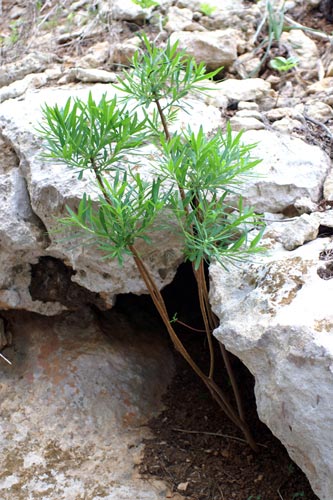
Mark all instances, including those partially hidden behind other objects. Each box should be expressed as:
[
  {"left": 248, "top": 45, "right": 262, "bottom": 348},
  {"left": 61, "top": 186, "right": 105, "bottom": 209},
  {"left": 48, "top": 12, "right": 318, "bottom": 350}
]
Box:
[
  {"left": 199, "top": 2, "right": 216, "bottom": 16},
  {"left": 131, "top": 0, "right": 159, "bottom": 8},
  {"left": 269, "top": 55, "right": 298, "bottom": 72}
]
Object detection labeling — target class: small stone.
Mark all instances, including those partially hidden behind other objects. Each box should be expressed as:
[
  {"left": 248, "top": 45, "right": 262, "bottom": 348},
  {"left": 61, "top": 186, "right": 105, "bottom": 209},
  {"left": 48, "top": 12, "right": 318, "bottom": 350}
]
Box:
[
  {"left": 71, "top": 68, "right": 118, "bottom": 83},
  {"left": 79, "top": 41, "right": 110, "bottom": 68},
  {"left": 214, "top": 78, "right": 273, "bottom": 102},
  {"left": 111, "top": 38, "right": 141, "bottom": 66},
  {"left": 272, "top": 117, "right": 302, "bottom": 134},
  {"left": 233, "top": 53, "right": 261, "bottom": 78},
  {"left": 177, "top": 481, "right": 189, "bottom": 491},
  {"left": 111, "top": 0, "right": 151, "bottom": 21},
  {"left": 265, "top": 107, "right": 303, "bottom": 121},
  {"left": 265, "top": 74, "right": 281, "bottom": 86},
  {"left": 229, "top": 116, "right": 265, "bottom": 131},
  {"left": 165, "top": 7, "right": 199, "bottom": 32},
  {"left": 308, "top": 77, "right": 333, "bottom": 94},
  {"left": 235, "top": 109, "right": 262, "bottom": 120},
  {"left": 305, "top": 100, "right": 333, "bottom": 123},
  {"left": 169, "top": 29, "right": 239, "bottom": 70},
  {"left": 238, "top": 101, "right": 259, "bottom": 110}
]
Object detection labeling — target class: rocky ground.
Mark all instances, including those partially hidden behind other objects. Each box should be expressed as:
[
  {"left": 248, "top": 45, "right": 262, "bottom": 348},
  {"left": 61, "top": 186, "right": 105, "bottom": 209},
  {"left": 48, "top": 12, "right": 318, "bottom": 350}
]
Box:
[{"left": 1, "top": 0, "right": 333, "bottom": 499}]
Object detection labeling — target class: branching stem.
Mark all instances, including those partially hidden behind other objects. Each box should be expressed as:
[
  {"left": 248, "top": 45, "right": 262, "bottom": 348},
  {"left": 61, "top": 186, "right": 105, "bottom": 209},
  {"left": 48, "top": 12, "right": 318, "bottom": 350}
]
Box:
[{"left": 152, "top": 96, "right": 256, "bottom": 450}]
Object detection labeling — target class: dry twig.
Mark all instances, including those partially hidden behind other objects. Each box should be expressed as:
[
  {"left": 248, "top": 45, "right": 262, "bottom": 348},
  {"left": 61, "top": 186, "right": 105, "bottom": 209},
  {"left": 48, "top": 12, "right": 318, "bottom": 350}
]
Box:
[{"left": 172, "top": 427, "right": 268, "bottom": 448}]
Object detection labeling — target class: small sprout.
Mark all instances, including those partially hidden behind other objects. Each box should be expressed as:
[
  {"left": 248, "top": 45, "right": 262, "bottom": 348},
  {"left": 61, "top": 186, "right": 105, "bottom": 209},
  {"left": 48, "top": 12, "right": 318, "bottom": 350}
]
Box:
[
  {"left": 292, "top": 493, "right": 305, "bottom": 500},
  {"left": 131, "top": 0, "right": 159, "bottom": 8},
  {"left": 199, "top": 2, "right": 216, "bottom": 16},
  {"left": 269, "top": 55, "right": 298, "bottom": 72}
]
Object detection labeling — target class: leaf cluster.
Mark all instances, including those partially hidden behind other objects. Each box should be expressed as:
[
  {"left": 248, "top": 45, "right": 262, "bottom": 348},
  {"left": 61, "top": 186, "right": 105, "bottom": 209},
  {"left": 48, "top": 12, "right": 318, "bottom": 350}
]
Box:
[
  {"left": 269, "top": 55, "right": 298, "bottom": 72},
  {"left": 39, "top": 34, "right": 264, "bottom": 271},
  {"left": 115, "top": 33, "right": 221, "bottom": 132},
  {"left": 38, "top": 93, "right": 147, "bottom": 176},
  {"left": 63, "top": 172, "right": 166, "bottom": 264}
]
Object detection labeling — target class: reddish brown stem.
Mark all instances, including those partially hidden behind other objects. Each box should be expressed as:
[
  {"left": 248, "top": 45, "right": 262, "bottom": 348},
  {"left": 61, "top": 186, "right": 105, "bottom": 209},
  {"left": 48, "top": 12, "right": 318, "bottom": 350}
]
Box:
[{"left": 91, "top": 114, "right": 257, "bottom": 451}]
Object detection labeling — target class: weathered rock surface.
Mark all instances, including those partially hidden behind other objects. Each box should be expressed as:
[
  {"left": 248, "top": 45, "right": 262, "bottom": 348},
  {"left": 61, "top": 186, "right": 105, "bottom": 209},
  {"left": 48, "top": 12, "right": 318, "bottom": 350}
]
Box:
[
  {"left": 0, "top": 84, "right": 222, "bottom": 314},
  {"left": 210, "top": 78, "right": 273, "bottom": 104},
  {"left": 0, "top": 89, "right": 157, "bottom": 311},
  {"left": 165, "top": 7, "right": 201, "bottom": 32},
  {"left": 210, "top": 237, "right": 333, "bottom": 500},
  {"left": 237, "top": 130, "right": 331, "bottom": 213},
  {"left": 281, "top": 29, "right": 320, "bottom": 79},
  {"left": 0, "top": 52, "right": 53, "bottom": 88},
  {"left": 0, "top": 310, "right": 175, "bottom": 500},
  {"left": 169, "top": 30, "right": 239, "bottom": 69}
]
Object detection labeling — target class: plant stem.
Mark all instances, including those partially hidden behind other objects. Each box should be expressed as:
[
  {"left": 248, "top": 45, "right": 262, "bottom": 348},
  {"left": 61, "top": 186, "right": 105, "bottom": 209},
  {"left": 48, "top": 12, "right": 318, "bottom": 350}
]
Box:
[
  {"left": 154, "top": 98, "right": 188, "bottom": 210},
  {"left": 193, "top": 261, "right": 215, "bottom": 379},
  {"left": 154, "top": 99, "right": 170, "bottom": 140},
  {"left": 129, "top": 245, "right": 258, "bottom": 451},
  {"left": 152, "top": 95, "right": 255, "bottom": 449}
]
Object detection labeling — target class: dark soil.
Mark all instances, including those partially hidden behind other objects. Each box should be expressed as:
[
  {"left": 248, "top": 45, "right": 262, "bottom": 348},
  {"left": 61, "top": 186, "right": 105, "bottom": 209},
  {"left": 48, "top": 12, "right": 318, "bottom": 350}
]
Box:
[
  {"left": 116, "top": 265, "right": 321, "bottom": 500},
  {"left": 139, "top": 338, "right": 319, "bottom": 500}
]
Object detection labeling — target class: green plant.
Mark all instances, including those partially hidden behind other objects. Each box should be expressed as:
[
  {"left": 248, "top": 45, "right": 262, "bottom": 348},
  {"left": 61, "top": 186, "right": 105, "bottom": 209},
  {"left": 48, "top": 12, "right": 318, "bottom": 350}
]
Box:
[
  {"left": 269, "top": 55, "right": 298, "bottom": 72},
  {"left": 7, "top": 20, "right": 20, "bottom": 45},
  {"left": 247, "top": 496, "right": 262, "bottom": 500},
  {"left": 131, "top": 0, "right": 159, "bottom": 8},
  {"left": 38, "top": 34, "right": 264, "bottom": 450},
  {"left": 199, "top": 2, "right": 216, "bottom": 16},
  {"left": 292, "top": 493, "right": 305, "bottom": 500},
  {"left": 250, "top": 0, "right": 288, "bottom": 77}
]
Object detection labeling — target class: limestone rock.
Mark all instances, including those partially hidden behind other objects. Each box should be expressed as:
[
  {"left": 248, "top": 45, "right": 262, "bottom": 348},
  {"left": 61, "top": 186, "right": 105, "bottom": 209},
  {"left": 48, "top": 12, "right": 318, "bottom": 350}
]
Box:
[
  {"left": 111, "top": 0, "right": 153, "bottom": 21},
  {"left": 238, "top": 101, "right": 259, "bottom": 111},
  {"left": 0, "top": 310, "right": 174, "bottom": 499},
  {"left": 272, "top": 117, "right": 303, "bottom": 133},
  {"left": 165, "top": 7, "right": 201, "bottom": 32},
  {"left": 263, "top": 214, "right": 319, "bottom": 250},
  {"left": 0, "top": 73, "right": 49, "bottom": 104},
  {"left": 323, "top": 168, "right": 333, "bottom": 201},
  {"left": 304, "top": 100, "right": 333, "bottom": 123},
  {"left": 233, "top": 53, "right": 262, "bottom": 78},
  {"left": 212, "top": 78, "right": 273, "bottom": 103},
  {"left": 235, "top": 109, "right": 263, "bottom": 120},
  {"left": 78, "top": 41, "right": 110, "bottom": 68},
  {"left": 307, "top": 78, "right": 333, "bottom": 106},
  {"left": 63, "top": 67, "right": 118, "bottom": 84},
  {"left": 0, "top": 135, "right": 59, "bottom": 314},
  {"left": 229, "top": 115, "right": 265, "bottom": 131},
  {"left": 236, "top": 129, "right": 331, "bottom": 213},
  {"left": 169, "top": 30, "right": 239, "bottom": 70},
  {"left": 281, "top": 29, "right": 320, "bottom": 79},
  {"left": 110, "top": 38, "right": 142, "bottom": 66},
  {"left": 265, "top": 107, "right": 303, "bottom": 121},
  {"left": 0, "top": 83, "right": 221, "bottom": 313},
  {"left": 210, "top": 237, "right": 333, "bottom": 500},
  {"left": 0, "top": 52, "right": 53, "bottom": 88}
]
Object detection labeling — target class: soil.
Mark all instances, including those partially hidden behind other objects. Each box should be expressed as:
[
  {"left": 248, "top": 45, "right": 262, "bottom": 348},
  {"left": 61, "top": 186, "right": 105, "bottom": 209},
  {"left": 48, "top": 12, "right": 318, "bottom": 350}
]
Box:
[
  {"left": 114, "top": 265, "right": 319, "bottom": 500},
  {"left": 139, "top": 346, "right": 319, "bottom": 500}
]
